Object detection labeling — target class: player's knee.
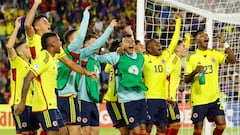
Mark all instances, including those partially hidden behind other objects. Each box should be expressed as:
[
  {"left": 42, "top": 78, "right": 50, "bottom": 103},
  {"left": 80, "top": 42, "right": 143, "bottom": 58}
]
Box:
[
  {"left": 172, "top": 123, "right": 180, "bottom": 129},
  {"left": 193, "top": 128, "right": 203, "bottom": 134},
  {"left": 216, "top": 124, "right": 226, "bottom": 131},
  {"left": 168, "top": 122, "right": 180, "bottom": 129},
  {"left": 156, "top": 125, "right": 167, "bottom": 133}
]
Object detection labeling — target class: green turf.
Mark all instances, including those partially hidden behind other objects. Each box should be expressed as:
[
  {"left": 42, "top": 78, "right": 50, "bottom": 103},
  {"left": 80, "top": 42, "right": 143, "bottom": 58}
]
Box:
[{"left": 0, "top": 127, "right": 239, "bottom": 135}]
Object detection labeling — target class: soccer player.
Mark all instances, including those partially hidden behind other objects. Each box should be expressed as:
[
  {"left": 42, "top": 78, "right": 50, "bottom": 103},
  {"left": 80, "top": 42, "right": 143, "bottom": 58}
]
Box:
[
  {"left": 24, "top": 1, "right": 95, "bottom": 134},
  {"left": 24, "top": 0, "right": 95, "bottom": 77},
  {"left": 184, "top": 31, "right": 236, "bottom": 135},
  {"left": 91, "top": 34, "right": 148, "bottom": 135},
  {"left": 76, "top": 19, "right": 117, "bottom": 135},
  {"left": 15, "top": 32, "right": 63, "bottom": 135},
  {"left": 7, "top": 17, "right": 39, "bottom": 135},
  {"left": 165, "top": 33, "right": 190, "bottom": 135},
  {"left": 56, "top": 6, "right": 91, "bottom": 135},
  {"left": 102, "top": 40, "right": 129, "bottom": 135},
  {"left": 143, "top": 13, "right": 182, "bottom": 135},
  {"left": 57, "top": 17, "right": 116, "bottom": 135}
]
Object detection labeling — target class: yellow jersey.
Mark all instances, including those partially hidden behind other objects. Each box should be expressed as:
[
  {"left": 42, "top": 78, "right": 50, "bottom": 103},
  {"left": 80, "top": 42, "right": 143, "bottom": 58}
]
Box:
[
  {"left": 165, "top": 53, "right": 181, "bottom": 101},
  {"left": 103, "top": 64, "right": 118, "bottom": 102},
  {"left": 9, "top": 56, "right": 33, "bottom": 106},
  {"left": 144, "top": 18, "right": 181, "bottom": 99},
  {"left": 30, "top": 50, "right": 58, "bottom": 112},
  {"left": 26, "top": 34, "right": 65, "bottom": 61},
  {"left": 144, "top": 50, "right": 170, "bottom": 99},
  {"left": 184, "top": 49, "right": 227, "bottom": 106}
]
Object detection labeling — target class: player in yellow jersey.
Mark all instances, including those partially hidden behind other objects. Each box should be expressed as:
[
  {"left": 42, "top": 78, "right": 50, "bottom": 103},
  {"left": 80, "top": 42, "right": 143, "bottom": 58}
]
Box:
[
  {"left": 165, "top": 33, "right": 190, "bottom": 135},
  {"left": 24, "top": 1, "right": 95, "bottom": 134},
  {"left": 24, "top": 0, "right": 95, "bottom": 77},
  {"left": 7, "top": 17, "right": 39, "bottom": 135},
  {"left": 143, "top": 13, "right": 182, "bottom": 135},
  {"left": 184, "top": 31, "right": 236, "bottom": 135},
  {"left": 15, "top": 32, "right": 64, "bottom": 135}
]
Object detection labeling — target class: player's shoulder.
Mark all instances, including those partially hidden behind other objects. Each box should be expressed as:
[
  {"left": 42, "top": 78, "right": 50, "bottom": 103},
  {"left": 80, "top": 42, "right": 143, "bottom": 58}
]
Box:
[
  {"left": 185, "top": 51, "right": 197, "bottom": 62},
  {"left": 210, "top": 49, "right": 224, "bottom": 54}
]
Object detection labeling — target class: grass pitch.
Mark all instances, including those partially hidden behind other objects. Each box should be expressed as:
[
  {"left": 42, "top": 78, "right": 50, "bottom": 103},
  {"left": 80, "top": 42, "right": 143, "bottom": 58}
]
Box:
[{"left": 0, "top": 127, "right": 239, "bottom": 135}]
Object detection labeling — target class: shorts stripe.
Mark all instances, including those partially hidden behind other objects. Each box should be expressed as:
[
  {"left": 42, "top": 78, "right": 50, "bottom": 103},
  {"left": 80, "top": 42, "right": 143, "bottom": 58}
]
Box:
[
  {"left": 15, "top": 114, "right": 22, "bottom": 129},
  {"left": 43, "top": 111, "right": 52, "bottom": 128},
  {"left": 69, "top": 97, "right": 76, "bottom": 122},
  {"left": 120, "top": 103, "right": 129, "bottom": 125},
  {"left": 169, "top": 105, "right": 176, "bottom": 120},
  {"left": 78, "top": 100, "right": 81, "bottom": 112},
  {"left": 111, "top": 102, "right": 121, "bottom": 120}
]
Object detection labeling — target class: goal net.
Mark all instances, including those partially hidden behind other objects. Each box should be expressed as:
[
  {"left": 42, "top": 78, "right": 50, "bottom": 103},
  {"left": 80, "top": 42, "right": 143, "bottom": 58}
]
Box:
[{"left": 137, "top": 0, "right": 240, "bottom": 134}]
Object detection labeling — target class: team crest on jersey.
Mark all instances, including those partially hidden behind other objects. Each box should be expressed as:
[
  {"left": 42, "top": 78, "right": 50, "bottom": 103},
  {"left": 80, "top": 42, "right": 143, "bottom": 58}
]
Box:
[
  {"left": 94, "top": 65, "right": 100, "bottom": 74},
  {"left": 22, "top": 122, "right": 27, "bottom": 128},
  {"left": 147, "top": 114, "right": 151, "bottom": 120},
  {"left": 77, "top": 116, "right": 81, "bottom": 122},
  {"left": 166, "top": 66, "right": 171, "bottom": 72},
  {"left": 161, "top": 59, "right": 166, "bottom": 64},
  {"left": 33, "top": 64, "right": 40, "bottom": 70},
  {"left": 128, "top": 65, "right": 139, "bottom": 75},
  {"left": 52, "top": 121, "right": 58, "bottom": 126},
  {"left": 129, "top": 117, "right": 135, "bottom": 123},
  {"left": 211, "top": 58, "right": 216, "bottom": 63},
  {"left": 193, "top": 113, "right": 198, "bottom": 118},
  {"left": 176, "top": 114, "right": 180, "bottom": 119},
  {"left": 82, "top": 118, "right": 88, "bottom": 123}
]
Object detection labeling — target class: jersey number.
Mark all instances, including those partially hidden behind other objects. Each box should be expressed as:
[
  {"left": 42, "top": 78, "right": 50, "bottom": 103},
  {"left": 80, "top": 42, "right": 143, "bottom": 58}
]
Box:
[
  {"left": 154, "top": 65, "right": 163, "bottom": 73},
  {"left": 203, "top": 65, "right": 213, "bottom": 74}
]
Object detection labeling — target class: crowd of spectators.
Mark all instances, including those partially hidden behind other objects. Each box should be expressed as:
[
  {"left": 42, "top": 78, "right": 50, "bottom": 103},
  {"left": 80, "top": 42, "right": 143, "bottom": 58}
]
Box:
[{"left": 0, "top": 0, "right": 137, "bottom": 104}]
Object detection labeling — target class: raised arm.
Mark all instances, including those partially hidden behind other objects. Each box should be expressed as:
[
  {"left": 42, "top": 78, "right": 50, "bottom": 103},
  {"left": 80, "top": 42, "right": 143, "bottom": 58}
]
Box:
[
  {"left": 91, "top": 52, "right": 120, "bottom": 65},
  {"left": 59, "top": 55, "right": 97, "bottom": 79},
  {"left": 6, "top": 17, "right": 22, "bottom": 59},
  {"left": 167, "top": 12, "right": 182, "bottom": 53},
  {"left": 184, "top": 33, "right": 191, "bottom": 49},
  {"left": 24, "top": 0, "right": 42, "bottom": 38},
  {"left": 67, "top": 6, "right": 91, "bottom": 52},
  {"left": 217, "top": 34, "right": 236, "bottom": 64},
  {"left": 80, "top": 19, "right": 117, "bottom": 58}
]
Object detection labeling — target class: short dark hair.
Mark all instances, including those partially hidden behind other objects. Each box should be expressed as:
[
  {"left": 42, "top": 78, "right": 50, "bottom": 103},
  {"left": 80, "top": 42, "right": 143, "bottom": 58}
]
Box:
[
  {"left": 32, "top": 14, "right": 48, "bottom": 28},
  {"left": 63, "top": 29, "right": 77, "bottom": 43},
  {"left": 135, "top": 40, "right": 140, "bottom": 45},
  {"left": 41, "top": 32, "right": 57, "bottom": 50},
  {"left": 178, "top": 40, "right": 184, "bottom": 45},
  {"left": 195, "top": 30, "right": 204, "bottom": 39},
  {"left": 84, "top": 34, "right": 98, "bottom": 43},
  {"left": 108, "top": 39, "right": 121, "bottom": 52},
  {"left": 122, "top": 34, "right": 132, "bottom": 38}
]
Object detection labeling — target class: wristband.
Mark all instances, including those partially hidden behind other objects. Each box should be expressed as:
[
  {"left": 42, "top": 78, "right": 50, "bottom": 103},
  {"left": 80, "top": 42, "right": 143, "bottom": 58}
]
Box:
[{"left": 224, "top": 42, "right": 230, "bottom": 49}]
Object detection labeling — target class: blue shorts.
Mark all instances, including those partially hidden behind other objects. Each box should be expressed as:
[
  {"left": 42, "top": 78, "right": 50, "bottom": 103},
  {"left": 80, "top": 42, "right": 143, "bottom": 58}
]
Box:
[
  {"left": 167, "top": 104, "right": 180, "bottom": 123},
  {"left": 56, "top": 109, "right": 66, "bottom": 128},
  {"left": 106, "top": 102, "right": 127, "bottom": 128},
  {"left": 191, "top": 99, "right": 225, "bottom": 123},
  {"left": 146, "top": 99, "right": 168, "bottom": 126},
  {"left": 79, "top": 100, "right": 99, "bottom": 126},
  {"left": 58, "top": 96, "right": 81, "bottom": 125},
  {"left": 32, "top": 109, "right": 60, "bottom": 131},
  {"left": 121, "top": 99, "right": 147, "bottom": 129},
  {"left": 11, "top": 105, "right": 39, "bottom": 133}
]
